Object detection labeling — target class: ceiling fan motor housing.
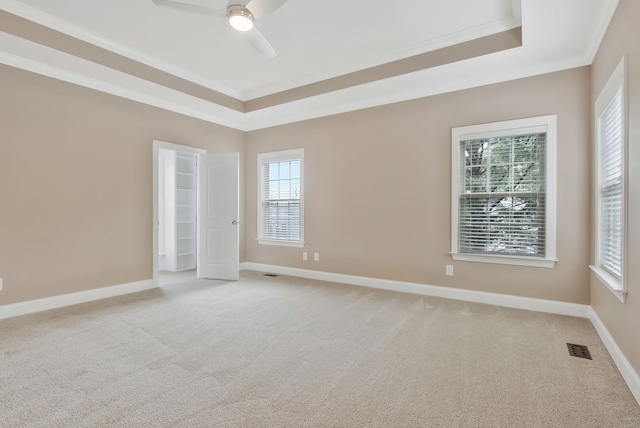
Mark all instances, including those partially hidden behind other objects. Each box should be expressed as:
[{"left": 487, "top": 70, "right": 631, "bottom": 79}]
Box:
[{"left": 227, "top": 5, "right": 255, "bottom": 31}]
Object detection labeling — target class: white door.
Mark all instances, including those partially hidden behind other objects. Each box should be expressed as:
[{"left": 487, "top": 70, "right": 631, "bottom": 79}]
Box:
[{"left": 197, "top": 152, "right": 239, "bottom": 280}]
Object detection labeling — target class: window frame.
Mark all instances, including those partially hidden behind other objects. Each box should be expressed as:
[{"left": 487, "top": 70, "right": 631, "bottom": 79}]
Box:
[
  {"left": 451, "top": 115, "right": 557, "bottom": 268},
  {"left": 590, "top": 56, "right": 627, "bottom": 303},
  {"left": 257, "top": 148, "right": 305, "bottom": 248}
]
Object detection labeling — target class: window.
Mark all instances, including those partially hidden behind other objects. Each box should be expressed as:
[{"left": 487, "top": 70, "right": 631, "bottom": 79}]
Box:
[
  {"left": 257, "top": 149, "right": 304, "bottom": 247},
  {"left": 451, "top": 115, "right": 557, "bottom": 268},
  {"left": 591, "top": 57, "right": 626, "bottom": 302}
]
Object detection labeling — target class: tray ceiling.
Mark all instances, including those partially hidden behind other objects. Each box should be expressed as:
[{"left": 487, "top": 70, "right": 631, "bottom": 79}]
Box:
[{"left": 0, "top": 0, "right": 619, "bottom": 130}]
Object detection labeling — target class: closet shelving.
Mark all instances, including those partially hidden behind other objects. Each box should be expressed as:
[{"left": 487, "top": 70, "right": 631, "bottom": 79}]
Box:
[
  {"left": 174, "top": 153, "right": 196, "bottom": 271},
  {"left": 160, "top": 150, "right": 197, "bottom": 272}
]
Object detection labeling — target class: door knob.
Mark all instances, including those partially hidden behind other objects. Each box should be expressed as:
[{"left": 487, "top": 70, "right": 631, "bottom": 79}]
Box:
[{"left": 231, "top": 220, "right": 239, "bottom": 225}]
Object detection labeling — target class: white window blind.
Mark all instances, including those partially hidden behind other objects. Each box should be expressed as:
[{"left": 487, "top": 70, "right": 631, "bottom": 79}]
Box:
[
  {"left": 452, "top": 115, "right": 556, "bottom": 268},
  {"left": 458, "top": 133, "right": 546, "bottom": 257},
  {"left": 258, "top": 149, "right": 304, "bottom": 245},
  {"left": 590, "top": 56, "right": 626, "bottom": 300},
  {"left": 598, "top": 88, "right": 624, "bottom": 279}
]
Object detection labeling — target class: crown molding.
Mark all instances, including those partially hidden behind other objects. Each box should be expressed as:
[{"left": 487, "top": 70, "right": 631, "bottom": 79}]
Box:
[
  {"left": 241, "top": 54, "right": 591, "bottom": 131},
  {"left": 584, "top": 0, "right": 620, "bottom": 64},
  {"left": 0, "top": 26, "right": 591, "bottom": 133},
  {"left": 0, "top": 0, "right": 243, "bottom": 99},
  {"left": 0, "top": 42, "right": 249, "bottom": 131},
  {"left": 243, "top": 17, "right": 521, "bottom": 100}
]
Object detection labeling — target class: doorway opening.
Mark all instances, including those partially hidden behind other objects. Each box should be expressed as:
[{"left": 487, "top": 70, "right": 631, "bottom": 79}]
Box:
[
  {"left": 153, "top": 141, "right": 240, "bottom": 286},
  {"left": 153, "top": 141, "right": 206, "bottom": 286}
]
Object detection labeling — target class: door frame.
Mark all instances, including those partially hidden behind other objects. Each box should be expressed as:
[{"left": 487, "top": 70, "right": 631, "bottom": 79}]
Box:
[{"left": 152, "top": 140, "right": 206, "bottom": 286}]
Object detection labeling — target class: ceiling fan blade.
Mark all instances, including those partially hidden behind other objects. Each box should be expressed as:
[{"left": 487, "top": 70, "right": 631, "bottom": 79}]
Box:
[
  {"left": 152, "top": 0, "right": 225, "bottom": 16},
  {"left": 245, "top": 0, "right": 288, "bottom": 19},
  {"left": 244, "top": 27, "right": 277, "bottom": 58}
]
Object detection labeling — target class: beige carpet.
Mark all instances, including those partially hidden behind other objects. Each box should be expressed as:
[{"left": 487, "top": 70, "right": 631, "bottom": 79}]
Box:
[{"left": 1, "top": 270, "right": 639, "bottom": 427}]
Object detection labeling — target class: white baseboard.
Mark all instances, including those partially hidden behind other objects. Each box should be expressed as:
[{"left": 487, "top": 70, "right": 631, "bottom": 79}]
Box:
[
  {"left": 589, "top": 307, "right": 640, "bottom": 404},
  {"left": 0, "top": 279, "right": 157, "bottom": 321},
  {"left": 241, "top": 263, "right": 590, "bottom": 318}
]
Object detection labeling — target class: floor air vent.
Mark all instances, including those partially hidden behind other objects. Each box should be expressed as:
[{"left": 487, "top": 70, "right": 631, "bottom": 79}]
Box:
[
  {"left": 263, "top": 273, "right": 279, "bottom": 277},
  {"left": 567, "top": 343, "right": 592, "bottom": 360}
]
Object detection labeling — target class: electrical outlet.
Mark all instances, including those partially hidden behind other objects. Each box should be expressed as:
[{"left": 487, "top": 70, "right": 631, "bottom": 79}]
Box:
[
  {"left": 303, "top": 252, "right": 308, "bottom": 261},
  {"left": 314, "top": 252, "right": 319, "bottom": 261},
  {"left": 446, "top": 265, "right": 454, "bottom": 276},
  {"left": 0, "top": 278, "right": 3, "bottom": 291}
]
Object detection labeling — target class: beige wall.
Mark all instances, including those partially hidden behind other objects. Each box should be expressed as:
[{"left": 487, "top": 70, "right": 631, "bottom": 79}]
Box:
[
  {"left": 590, "top": 0, "right": 640, "bottom": 377},
  {"left": 246, "top": 67, "right": 592, "bottom": 304},
  {"left": 0, "top": 65, "right": 245, "bottom": 306},
  {"left": 0, "top": 58, "right": 594, "bottom": 308}
]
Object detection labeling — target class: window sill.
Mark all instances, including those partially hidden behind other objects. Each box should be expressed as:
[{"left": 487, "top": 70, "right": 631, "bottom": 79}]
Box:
[
  {"left": 589, "top": 265, "right": 626, "bottom": 303},
  {"left": 451, "top": 252, "right": 556, "bottom": 268},
  {"left": 258, "top": 239, "right": 304, "bottom": 248}
]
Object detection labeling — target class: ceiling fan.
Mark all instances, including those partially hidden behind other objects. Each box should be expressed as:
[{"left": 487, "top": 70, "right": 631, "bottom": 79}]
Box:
[{"left": 152, "top": 0, "right": 288, "bottom": 58}]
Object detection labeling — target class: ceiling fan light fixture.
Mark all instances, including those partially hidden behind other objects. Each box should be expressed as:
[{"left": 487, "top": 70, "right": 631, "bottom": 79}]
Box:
[{"left": 227, "top": 7, "right": 254, "bottom": 31}]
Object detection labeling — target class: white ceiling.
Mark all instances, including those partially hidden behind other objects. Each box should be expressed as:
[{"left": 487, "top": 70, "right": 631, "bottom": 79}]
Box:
[{"left": 0, "top": 0, "right": 620, "bottom": 130}]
